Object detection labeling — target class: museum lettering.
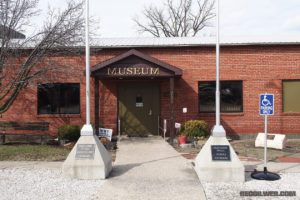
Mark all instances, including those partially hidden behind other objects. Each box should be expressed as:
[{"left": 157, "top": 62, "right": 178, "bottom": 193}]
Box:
[{"left": 107, "top": 67, "right": 159, "bottom": 75}]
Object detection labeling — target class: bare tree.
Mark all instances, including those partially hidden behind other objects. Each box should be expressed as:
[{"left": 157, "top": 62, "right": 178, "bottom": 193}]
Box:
[
  {"left": 134, "top": 0, "right": 215, "bottom": 37},
  {"left": 0, "top": 0, "right": 86, "bottom": 114}
]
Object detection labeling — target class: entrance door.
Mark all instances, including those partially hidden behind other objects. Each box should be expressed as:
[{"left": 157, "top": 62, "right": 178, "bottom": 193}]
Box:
[{"left": 118, "top": 82, "right": 160, "bottom": 136}]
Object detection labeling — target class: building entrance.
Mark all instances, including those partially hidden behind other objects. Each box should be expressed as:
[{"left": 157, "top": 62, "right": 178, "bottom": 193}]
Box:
[
  {"left": 118, "top": 82, "right": 160, "bottom": 136},
  {"left": 91, "top": 49, "right": 182, "bottom": 139}
]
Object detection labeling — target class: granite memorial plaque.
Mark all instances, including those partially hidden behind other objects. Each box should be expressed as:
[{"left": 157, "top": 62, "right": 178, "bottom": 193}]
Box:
[
  {"left": 211, "top": 145, "right": 231, "bottom": 161},
  {"left": 75, "top": 144, "right": 95, "bottom": 160}
]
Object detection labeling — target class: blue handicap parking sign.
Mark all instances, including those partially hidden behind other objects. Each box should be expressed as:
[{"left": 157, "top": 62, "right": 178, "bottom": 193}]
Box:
[{"left": 260, "top": 94, "right": 274, "bottom": 115}]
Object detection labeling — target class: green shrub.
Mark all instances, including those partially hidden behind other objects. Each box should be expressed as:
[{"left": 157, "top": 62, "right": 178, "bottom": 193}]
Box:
[
  {"left": 58, "top": 124, "right": 81, "bottom": 141},
  {"left": 181, "top": 120, "right": 209, "bottom": 139}
]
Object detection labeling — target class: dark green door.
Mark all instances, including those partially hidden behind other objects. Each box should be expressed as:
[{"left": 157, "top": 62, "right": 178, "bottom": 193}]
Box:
[{"left": 118, "top": 82, "right": 160, "bottom": 136}]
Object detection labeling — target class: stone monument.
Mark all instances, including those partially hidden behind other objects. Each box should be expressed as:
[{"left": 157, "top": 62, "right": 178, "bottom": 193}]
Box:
[
  {"left": 62, "top": 124, "right": 112, "bottom": 179},
  {"left": 194, "top": 126, "right": 245, "bottom": 182}
]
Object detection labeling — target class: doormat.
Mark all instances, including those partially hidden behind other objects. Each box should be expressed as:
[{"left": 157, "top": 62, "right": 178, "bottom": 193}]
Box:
[{"left": 127, "top": 134, "right": 149, "bottom": 138}]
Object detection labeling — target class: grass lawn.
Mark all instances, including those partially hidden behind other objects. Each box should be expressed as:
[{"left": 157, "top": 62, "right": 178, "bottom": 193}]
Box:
[
  {"left": 0, "top": 143, "right": 117, "bottom": 162},
  {"left": 0, "top": 144, "right": 71, "bottom": 161},
  {"left": 231, "top": 140, "right": 300, "bottom": 161}
]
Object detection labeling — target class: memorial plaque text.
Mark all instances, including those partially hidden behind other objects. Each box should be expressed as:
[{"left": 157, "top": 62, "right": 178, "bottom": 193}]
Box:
[
  {"left": 75, "top": 144, "right": 95, "bottom": 160},
  {"left": 211, "top": 145, "right": 231, "bottom": 161}
]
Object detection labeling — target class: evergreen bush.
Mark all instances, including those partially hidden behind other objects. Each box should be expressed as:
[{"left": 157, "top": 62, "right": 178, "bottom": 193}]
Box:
[
  {"left": 58, "top": 124, "right": 81, "bottom": 142},
  {"left": 181, "top": 120, "right": 209, "bottom": 139}
]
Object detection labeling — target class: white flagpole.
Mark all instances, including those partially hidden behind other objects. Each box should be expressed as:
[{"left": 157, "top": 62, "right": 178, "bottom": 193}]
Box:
[
  {"left": 216, "top": 0, "right": 220, "bottom": 127},
  {"left": 85, "top": 0, "right": 91, "bottom": 125},
  {"left": 212, "top": 0, "right": 226, "bottom": 137},
  {"left": 80, "top": 0, "right": 93, "bottom": 136}
]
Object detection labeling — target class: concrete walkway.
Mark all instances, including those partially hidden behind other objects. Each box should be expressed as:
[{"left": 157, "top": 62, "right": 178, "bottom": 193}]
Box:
[{"left": 98, "top": 136, "right": 206, "bottom": 200}]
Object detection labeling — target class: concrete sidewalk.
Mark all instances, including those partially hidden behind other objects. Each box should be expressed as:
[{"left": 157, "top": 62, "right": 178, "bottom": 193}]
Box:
[{"left": 98, "top": 136, "right": 206, "bottom": 200}]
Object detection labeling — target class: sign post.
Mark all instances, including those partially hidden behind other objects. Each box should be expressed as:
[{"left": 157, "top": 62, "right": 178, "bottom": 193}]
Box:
[
  {"left": 260, "top": 94, "right": 273, "bottom": 169},
  {"left": 251, "top": 94, "right": 280, "bottom": 181}
]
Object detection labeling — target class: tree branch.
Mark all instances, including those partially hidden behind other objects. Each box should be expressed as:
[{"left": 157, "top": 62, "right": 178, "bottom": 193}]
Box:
[{"left": 133, "top": 0, "right": 215, "bottom": 37}]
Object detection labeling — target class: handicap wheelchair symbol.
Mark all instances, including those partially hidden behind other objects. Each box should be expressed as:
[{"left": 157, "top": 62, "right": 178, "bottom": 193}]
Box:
[{"left": 261, "top": 95, "right": 271, "bottom": 106}]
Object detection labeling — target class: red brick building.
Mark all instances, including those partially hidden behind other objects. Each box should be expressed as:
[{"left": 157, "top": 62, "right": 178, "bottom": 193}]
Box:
[{"left": 2, "top": 36, "right": 300, "bottom": 140}]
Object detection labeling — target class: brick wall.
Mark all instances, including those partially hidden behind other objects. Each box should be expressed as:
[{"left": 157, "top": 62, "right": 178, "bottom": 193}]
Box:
[{"left": 2, "top": 45, "right": 300, "bottom": 137}]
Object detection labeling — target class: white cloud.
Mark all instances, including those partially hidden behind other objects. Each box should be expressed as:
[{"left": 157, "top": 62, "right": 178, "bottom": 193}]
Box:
[
  {"left": 23, "top": 0, "right": 300, "bottom": 38},
  {"left": 281, "top": 15, "right": 300, "bottom": 32},
  {"left": 216, "top": 0, "right": 300, "bottom": 36}
]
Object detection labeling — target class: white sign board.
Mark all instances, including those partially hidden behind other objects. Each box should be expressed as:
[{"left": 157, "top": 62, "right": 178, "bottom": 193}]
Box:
[
  {"left": 175, "top": 123, "right": 181, "bottom": 129},
  {"left": 99, "top": 128, "right": 113, "bottom": 141},
  {"left": 136, "top": 103, "right": 143, "bottom": 107}
]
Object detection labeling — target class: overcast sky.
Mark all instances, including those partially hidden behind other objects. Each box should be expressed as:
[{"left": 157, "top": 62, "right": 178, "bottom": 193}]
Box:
[{"left": 29, "top": 0, "right": 300, "bottom": 38}]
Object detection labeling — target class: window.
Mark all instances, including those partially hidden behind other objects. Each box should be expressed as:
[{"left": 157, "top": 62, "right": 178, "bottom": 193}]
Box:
[
  {"left": 136, "top": 94, "right": 143, "bottom": 107},
  {"left": 283, "top": 80, "right": 300, "bottom": 112},
  {"left": 38, "top": 83, "right": 80, "bottom": 114},
  {"left": 198, "top": 81, "right": 243, "bottom": 113}
]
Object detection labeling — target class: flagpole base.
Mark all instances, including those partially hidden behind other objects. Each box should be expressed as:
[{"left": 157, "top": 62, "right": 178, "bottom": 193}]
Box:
[
  {"left": 80, "top": 124, "right": 93, "bottom": 136},
  {"left": 195, "top": 136, "right": 245, "bottom": 182},
  {"left": 62, "top": 126, "right": 112, "bottom": 179},
  {"left": 211, "top": 125, "right": 226, "bottom": 137}
]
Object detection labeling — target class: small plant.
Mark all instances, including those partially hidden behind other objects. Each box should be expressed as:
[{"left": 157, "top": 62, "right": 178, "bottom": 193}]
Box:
[
  {"left": 178, "top": 125, "right": 184, "bottom": 135},
  {"left": 100, "top": 137, "right": 110, "bottom": 144},
  {"left": 58, "top": 124, "right": 81, "bottom": 142},
  {"left": 177, "top": 126, "right": 186, "bottom": 137},
  {"left": 180, "top": 120, "right": 209, "bottom": 139}
]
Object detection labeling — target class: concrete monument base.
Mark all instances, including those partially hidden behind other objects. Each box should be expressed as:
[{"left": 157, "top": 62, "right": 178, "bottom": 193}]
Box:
[
  {"left": 255, "top": 133, "right": 287, "bottom": 150},
  {"left": 62, "top": 133, "right": 112, "bottom": 179},
  {"left": 195, "top": 136, "right": 245, "bottom": 182}
]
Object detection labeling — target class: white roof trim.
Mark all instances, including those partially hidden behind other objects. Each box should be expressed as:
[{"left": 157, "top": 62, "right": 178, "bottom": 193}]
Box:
[
  {"left": 90, "top": 35, "right": 300, "bottom": 48},
  {"left": 2, "top": 35, "right": 300, "bottom": 49}
]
